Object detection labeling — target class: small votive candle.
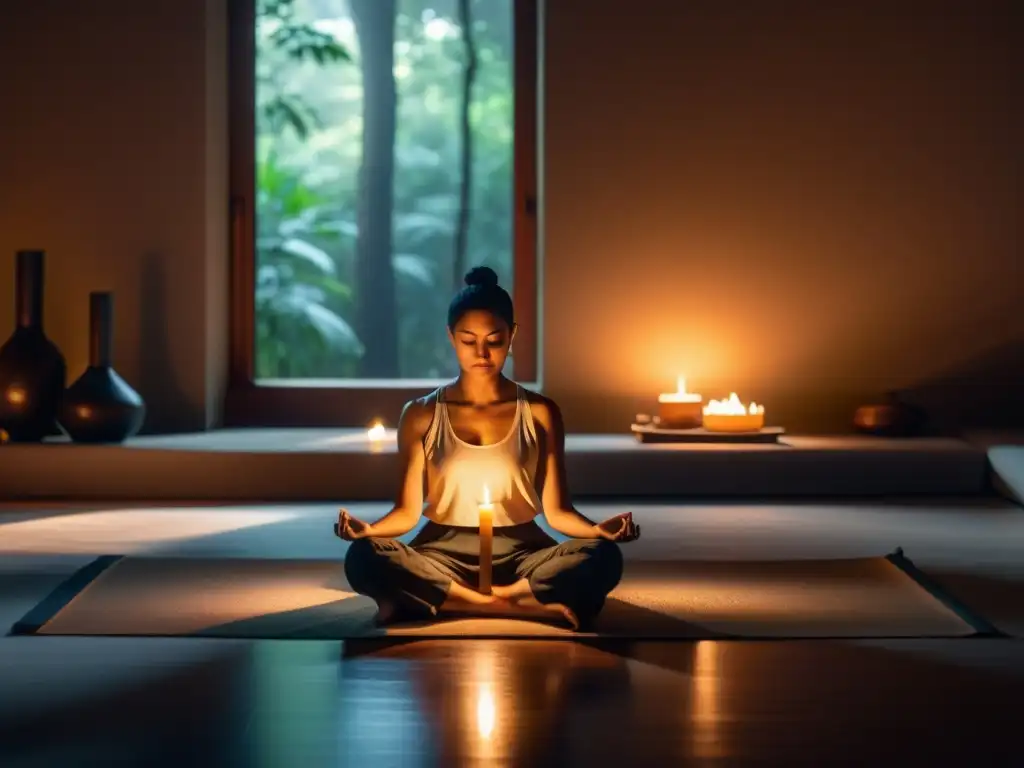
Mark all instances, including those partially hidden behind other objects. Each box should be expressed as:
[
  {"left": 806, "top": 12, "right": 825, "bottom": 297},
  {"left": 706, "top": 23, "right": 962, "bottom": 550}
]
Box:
[
  {"left": 657, "top": 376, "right": 704, "bottom": 428},
  {"left": 366, "top": 420, "right": 386, "bottom": 452}
]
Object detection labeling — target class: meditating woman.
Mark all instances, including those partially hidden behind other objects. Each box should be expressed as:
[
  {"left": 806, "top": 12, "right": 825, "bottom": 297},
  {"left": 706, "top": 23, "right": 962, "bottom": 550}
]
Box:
[{"left": 336, "top": 266, "right": 640, "bottom": 630}]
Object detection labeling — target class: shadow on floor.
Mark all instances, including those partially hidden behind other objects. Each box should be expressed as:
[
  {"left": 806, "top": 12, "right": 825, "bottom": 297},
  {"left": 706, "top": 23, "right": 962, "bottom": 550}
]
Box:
[{"left": 923, "top": 568, "right": 1024, "bottom": 637}]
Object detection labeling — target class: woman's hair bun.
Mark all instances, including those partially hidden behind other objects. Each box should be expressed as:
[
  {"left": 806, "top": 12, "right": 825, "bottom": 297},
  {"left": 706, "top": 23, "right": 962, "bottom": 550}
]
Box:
[
  {"left": 464, "top": 265, "right": 499, "bottom": 288},
  {"left": 449, "top": 265, "right": 514, "bottom": 329}
]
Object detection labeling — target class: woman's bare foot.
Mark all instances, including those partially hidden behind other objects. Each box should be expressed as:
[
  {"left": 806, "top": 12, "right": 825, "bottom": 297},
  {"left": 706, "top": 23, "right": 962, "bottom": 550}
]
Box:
[
  {"left": 508, "top": 594, "right": 580, "bottom": 630},
  {"left": 441, "top": 594, "right": 497, "bottom": 612},
  {"left": 441, "top": 593, "right": 577, "bottom": 629},
  {"left": 446, "top": 580, "right": 500, "bottom": 605},
  {"left": 490, "top": 580, "right": 531, "bottom": 600},
  {"left": 488, "top": 580, "right": 580, "bottom": 630},
  {"left": 439, "top": 579, "right": 507, "bottom": 615},
  {"left": 437, "top": 580, "right": 579, "bottom": 629}
]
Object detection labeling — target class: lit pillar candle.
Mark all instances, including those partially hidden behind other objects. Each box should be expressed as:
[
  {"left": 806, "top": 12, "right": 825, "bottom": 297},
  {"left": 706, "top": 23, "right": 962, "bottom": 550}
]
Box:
[{"left": 478, "top": 484, "right": 494, "bottom": 595}]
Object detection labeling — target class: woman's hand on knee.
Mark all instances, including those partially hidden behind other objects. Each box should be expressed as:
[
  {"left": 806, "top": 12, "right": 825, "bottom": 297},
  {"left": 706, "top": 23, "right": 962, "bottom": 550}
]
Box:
[
  {"left": 335, "top": 508, "right": 374, "bottom": 541},
  {"left": 594, "top": 512, "right": 640, "bottom": 542}
]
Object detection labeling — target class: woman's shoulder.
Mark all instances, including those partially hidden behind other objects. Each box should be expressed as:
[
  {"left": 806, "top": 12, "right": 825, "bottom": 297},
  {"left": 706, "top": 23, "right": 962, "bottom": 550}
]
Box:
[
  {"left": 518, "top": 385, "right": 563, "bottom": 428},
  {"left": 398, "top": 391, "right": 440, "bottom": 435}
]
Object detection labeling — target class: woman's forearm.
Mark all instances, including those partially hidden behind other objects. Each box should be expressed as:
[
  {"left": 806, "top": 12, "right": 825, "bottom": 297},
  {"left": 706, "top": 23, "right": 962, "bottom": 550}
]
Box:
[
  {"left": 544, "top": 507, "right": 599, "bottom": 539},
  {"left": 366, "top": 507, "right": 420, "bottom": 539}
]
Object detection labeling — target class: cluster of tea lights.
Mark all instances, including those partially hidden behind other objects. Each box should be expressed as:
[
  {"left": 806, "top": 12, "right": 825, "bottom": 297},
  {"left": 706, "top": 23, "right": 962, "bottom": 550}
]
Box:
[{"left": 657, "top": 376, "right": 765, "bottom": 433}]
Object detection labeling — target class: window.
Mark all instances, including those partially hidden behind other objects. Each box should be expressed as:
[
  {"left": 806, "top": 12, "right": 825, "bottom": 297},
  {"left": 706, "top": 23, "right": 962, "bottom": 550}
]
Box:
[{"left": 227, "top": 0, "right": 539, "bottom": 426}]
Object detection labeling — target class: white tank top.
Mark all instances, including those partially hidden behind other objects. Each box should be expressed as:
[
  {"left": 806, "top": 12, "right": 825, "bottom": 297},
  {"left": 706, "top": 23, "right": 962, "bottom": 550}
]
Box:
[{"left": 421, "top": 384, "right": 542, "bottom": 527}]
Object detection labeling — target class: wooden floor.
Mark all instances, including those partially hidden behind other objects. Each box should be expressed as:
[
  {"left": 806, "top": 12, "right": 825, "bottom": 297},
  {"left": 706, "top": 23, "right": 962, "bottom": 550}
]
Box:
[
  {"left": 2, "top": 636, "right": 1023, "bottom": 766},
  {"left": 2, "top": 500, "right": 1024, "bottom": 766}
]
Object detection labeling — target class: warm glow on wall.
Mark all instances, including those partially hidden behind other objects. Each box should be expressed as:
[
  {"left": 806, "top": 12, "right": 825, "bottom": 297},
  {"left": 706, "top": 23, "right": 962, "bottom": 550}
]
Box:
[
  {"left": 628, "top": 326, "right": 748, "bottom": 403},
  {"left": 557, "top": 301, "right": 734, "bottom": 396}
]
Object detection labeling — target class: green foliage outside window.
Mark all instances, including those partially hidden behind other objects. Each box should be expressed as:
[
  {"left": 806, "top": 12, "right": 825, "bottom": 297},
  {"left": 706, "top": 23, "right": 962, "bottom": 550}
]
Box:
[{"left": 255, "top": 0, "right": 515, "bottom": 379}]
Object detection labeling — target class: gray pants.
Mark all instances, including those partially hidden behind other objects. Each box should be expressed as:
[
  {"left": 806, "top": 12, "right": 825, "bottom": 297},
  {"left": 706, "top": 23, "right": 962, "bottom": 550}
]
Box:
[{"left": 344, "top": 521, "right": 623, "bottom": 627}]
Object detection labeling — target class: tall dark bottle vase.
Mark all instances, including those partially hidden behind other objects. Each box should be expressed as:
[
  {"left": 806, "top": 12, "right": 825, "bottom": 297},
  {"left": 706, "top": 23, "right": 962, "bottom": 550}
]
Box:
[
  {"left": 58, "top": 292, "right": 146, "bottom": 443},
  {"left": 0, "top": 250, "right": 67, "bottom": 442}
]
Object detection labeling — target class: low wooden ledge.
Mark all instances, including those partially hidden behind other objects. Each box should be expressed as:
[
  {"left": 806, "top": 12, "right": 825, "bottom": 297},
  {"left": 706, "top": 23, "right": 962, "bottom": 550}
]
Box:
[
  {"left": 0, "top": 430, "right": 991, "bottom": 502},
  {"left": 1, "top": 429, "right": 985, "bottom": 454}
]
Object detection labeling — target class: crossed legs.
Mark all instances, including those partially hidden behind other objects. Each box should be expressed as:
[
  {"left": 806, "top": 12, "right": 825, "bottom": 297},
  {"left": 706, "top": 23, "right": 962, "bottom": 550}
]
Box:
[{"left": 344, "top": 536, "right": 623, "bottom": 630}]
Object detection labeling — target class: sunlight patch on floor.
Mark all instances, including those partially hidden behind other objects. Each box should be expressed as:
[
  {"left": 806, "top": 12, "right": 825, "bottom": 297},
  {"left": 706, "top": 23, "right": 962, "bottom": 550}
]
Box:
[{"left": 0, "top": 508, "right": 300, "bottom": 554}]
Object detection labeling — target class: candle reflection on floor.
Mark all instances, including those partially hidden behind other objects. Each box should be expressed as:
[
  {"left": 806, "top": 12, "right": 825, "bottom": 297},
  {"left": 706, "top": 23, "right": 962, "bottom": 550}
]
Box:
[
  {"left": 690, "top": 640, "right": 723, "bottom": 759},
  {"left": 476, "top": 683, "right": 496, "bottom": 739},
  {"left": 466, "top": 642, "right": 505, "bottom": 760},
  {"left": 350, "top": 639, "right": 634, "bottom": 765}
]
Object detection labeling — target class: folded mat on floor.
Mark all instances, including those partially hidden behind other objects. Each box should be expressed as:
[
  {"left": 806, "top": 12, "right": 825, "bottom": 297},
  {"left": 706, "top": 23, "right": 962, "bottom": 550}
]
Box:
[{"left": 9, "top": 552, "right": 990, "bottom": 639}]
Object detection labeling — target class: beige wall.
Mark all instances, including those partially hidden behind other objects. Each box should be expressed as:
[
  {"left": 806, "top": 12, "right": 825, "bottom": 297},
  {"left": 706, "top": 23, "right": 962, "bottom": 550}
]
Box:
[
  {"left": 0, "top": 0, "right": 228, "bottom": 432},
  {"left": 0, "top": 0, "right": 1020, "bottom": 434},
  {"left": 543, "top": 0, "right": 1023, "bottom": 432}
]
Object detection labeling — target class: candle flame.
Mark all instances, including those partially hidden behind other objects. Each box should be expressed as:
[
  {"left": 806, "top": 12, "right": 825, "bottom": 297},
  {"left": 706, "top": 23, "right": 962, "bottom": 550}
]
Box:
[
  {"left": 366, "top": 421, "right": 386, "bottom": 441},
  {"left": 658, "top": 374, "right": 702, "bottom": 403},
  {"left": 481, "top": 484, "right": 492, "bottom": 507}
]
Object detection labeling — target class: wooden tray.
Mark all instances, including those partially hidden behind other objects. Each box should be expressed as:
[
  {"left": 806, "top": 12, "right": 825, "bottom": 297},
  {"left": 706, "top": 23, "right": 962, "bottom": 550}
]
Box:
[{"left": 631, "top": 423, "right": 786, "bottom": 444}]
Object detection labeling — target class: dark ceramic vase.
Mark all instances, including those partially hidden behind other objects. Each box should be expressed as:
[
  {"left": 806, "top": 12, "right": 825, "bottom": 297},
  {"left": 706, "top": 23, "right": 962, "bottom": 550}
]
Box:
[
  {"left": 58, "top": 292, "right": 145, "bottom": 443},
  {"left": 0, "top": 250, "right": 67, "bottom": 442}
]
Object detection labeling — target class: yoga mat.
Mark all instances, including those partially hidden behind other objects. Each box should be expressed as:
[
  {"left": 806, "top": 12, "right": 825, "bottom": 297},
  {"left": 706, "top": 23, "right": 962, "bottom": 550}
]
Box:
[{"left": 9, "top": 552, "right": 992, "bottom": 640}]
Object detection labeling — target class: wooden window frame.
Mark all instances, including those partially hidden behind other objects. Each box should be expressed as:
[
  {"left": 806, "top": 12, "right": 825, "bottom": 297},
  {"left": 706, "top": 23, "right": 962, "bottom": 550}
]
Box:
[{"left": 224, "top": 0, "right": 539, "bottom": 428}]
